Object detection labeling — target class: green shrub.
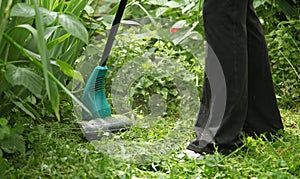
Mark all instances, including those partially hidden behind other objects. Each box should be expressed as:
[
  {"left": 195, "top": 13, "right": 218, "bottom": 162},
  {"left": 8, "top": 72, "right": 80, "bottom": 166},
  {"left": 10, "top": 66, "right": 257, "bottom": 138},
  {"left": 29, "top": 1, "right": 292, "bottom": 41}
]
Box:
[
  {"left": 0, "top": 0, "right": 90, "bottom": 162},
  {"left": 255, "top": 0, "right": 299, "bottom": 108},
  {"left": 267, "top": 20, "right": 300, "bottom": 108}
]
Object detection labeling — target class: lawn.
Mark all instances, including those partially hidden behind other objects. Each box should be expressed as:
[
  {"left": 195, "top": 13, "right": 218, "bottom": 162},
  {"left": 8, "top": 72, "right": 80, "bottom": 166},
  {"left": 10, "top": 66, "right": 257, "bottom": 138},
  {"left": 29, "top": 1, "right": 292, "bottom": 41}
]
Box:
[
  {"left": 1, "top": 0, "right": 299, "bottom": 178},
  {"left": 4, "top": 108, "right": 299, "bottom": 178}
]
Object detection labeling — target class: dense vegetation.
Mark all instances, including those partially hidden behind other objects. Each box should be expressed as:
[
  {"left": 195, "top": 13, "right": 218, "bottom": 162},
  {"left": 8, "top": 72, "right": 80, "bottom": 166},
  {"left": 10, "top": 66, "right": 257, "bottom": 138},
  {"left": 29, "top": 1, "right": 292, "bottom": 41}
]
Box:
[{"left": 0, "top": 0, "right": 299, "bottom": 178}]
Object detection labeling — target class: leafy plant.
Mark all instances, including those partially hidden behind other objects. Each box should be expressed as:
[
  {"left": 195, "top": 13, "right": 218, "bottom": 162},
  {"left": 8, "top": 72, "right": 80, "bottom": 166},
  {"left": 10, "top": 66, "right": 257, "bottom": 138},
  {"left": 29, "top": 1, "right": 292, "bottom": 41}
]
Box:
[
  {"left": 0, "top": 0, "right": 299, "bottom": 177},
  {"left": 266, "top": 20, "right": 300, "bottom": 108},
  {"left": 98, "top": 22, "right": 204, "bottom": 118},
  {"left": 0, "top": 0, "right": 91, "bottom": 163},
  {"left": 126, "top": 0, "right": 204, "bottom": 33},
  {"left": 255, "top": 0, "right": 300, "bottom": 108},
  {"left": 0, "top": 0, "right": 90, "bottom": 118}
]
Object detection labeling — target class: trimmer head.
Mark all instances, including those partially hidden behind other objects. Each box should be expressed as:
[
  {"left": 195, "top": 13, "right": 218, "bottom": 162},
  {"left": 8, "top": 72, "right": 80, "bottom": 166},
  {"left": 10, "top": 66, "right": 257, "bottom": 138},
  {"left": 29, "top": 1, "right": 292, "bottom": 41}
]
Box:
[
  {"left": 79, "top": 115, "right": 132, "bottom": 141},
  {"left": 80, "top": 66, "right": 132, "bottom": 140},
  {"left": 79, "top": 0, "right": 131, "bottom": 141}
]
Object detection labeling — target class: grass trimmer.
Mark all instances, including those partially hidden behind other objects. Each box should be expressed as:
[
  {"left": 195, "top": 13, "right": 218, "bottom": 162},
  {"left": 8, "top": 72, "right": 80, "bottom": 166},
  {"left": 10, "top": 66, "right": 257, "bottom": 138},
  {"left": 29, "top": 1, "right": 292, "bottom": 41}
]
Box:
[{"left": 79, "top": 0, "right": 131, "bottom": 141}]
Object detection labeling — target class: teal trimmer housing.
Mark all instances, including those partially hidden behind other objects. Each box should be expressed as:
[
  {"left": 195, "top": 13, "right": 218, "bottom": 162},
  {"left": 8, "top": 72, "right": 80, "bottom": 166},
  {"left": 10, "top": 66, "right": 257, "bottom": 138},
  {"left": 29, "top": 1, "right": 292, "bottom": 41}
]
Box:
[
  {"left": 79, "top": 0, "right": 131, "bottom": 141},
  {"left": 82, "top": 66, "right": 111, "bottom": 119}
]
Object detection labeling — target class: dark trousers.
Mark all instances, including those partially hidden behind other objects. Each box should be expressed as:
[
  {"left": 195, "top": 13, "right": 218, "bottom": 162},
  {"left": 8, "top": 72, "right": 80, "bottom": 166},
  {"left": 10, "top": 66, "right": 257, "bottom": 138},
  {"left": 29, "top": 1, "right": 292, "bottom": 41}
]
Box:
[{"left": 187, "top": 0, "right": 284, "bottom": 154}]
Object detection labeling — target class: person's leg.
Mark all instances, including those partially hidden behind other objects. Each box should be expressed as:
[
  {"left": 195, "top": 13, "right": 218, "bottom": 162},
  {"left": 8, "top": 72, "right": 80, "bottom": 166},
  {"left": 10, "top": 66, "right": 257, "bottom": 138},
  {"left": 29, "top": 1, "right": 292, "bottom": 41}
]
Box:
[
  {"left": 187, "top": 0, "right": 249, "bottom": 154},
  {"left": 243, "top": 0, "right": 284, "bottom": 138}
]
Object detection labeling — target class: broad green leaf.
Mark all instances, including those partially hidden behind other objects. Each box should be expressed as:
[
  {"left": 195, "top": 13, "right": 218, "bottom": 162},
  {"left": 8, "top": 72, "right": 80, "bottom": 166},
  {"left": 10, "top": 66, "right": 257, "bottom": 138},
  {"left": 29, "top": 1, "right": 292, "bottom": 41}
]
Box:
[
  {"left": 58, "top": 14, "right": 89, "bottom": 44},
  {"left": 44, "top": 26, "right": 60, "bottom": 40},
  {"left": 156, "top": 7, "right": 168, "bottom": 17},
  {"left": 3, "top": 32, "right": 90, "bottom": 117},
  {"left": 14, "top": 24, "right": 38, "bottom": 41},
  {"left": 39, "top": 7, "right": 58, "bottom": 26},
  {"left": 5, "top": 28, "right": 31, "bottom": 60},
  {"left": 10, "top": 24, "right": 39, "bottom": 53},
  {"left": 0, "top": 134, "right": 25, "bottom": 155},
  {"left": 56, "top": 59, "right": 84, "bottom": 82},
  {"left": 33, "top": 0, "right": 60, "bottom": 121},
  {"left": 5, "top": 64, "right": 43, "bottom": 97},
  {"left": 10, "top": 3, "right": 35, "bottom": 17}
]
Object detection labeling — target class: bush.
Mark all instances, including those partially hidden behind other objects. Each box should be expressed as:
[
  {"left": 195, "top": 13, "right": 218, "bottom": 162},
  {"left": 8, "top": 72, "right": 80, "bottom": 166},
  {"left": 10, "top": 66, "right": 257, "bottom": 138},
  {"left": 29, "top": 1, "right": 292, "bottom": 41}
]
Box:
[
  {"left": 267, "top": 21, "right": 300, "bottom": 108},
  {"left": 255, "top": 0, "right": 299, "bottom": 108}
]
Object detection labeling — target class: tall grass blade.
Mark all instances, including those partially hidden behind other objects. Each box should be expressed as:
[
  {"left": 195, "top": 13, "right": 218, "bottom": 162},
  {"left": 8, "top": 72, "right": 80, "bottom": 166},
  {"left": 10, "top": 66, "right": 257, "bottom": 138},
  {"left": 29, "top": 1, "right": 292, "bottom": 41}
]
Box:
[{"left": 33, "top": 0, "right": 60, "bottom": 121}]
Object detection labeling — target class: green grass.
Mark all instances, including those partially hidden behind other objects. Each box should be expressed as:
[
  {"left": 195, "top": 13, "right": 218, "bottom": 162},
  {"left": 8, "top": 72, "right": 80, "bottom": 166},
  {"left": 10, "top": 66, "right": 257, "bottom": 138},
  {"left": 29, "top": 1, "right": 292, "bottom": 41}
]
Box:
[{"left": 4, "top": 108, "right": 300, "bottom": 178}]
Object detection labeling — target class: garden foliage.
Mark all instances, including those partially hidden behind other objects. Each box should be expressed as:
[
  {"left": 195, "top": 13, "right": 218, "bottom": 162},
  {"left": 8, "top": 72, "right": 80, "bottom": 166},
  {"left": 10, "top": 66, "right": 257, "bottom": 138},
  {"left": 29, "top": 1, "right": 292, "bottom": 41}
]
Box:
[
  {"left": 0, "top": 0, "right": 299, "bottom": 176},
  {"left": 0, "top": 0, "right": 90, "bottom": 171}
]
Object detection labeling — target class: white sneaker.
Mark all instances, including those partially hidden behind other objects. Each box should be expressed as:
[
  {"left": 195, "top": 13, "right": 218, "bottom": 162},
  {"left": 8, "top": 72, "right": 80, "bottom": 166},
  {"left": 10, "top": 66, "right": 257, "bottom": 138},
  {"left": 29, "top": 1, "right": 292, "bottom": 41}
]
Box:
[{"left": 182, "top": 149, "right": 204, "bottom": 160}]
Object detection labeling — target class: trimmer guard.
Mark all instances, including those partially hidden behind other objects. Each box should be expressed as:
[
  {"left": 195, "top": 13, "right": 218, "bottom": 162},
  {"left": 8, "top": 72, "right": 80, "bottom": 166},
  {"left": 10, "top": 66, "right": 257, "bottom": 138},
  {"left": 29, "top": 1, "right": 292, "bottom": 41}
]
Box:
[
  {"left": 79, "top": 115, "right": 132, "bottom": 141},
  {"left": 82, "top": 66, "right": 111, "bottom": 120}
]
